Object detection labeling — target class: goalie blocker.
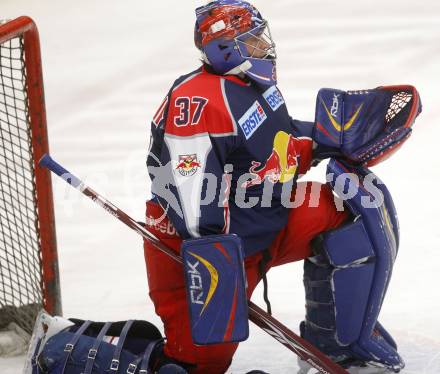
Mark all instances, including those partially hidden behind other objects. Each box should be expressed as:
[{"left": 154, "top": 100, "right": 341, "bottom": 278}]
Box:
[{"left": 182, "top": 234, "right": 248, "bottom": 345}]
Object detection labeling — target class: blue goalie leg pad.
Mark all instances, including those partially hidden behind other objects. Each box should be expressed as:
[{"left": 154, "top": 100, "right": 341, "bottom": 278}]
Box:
[
  {"left": 300, "top": 221, "right": 376, "bottom": 357},
  {"left": 375, "top": 321, "right": 397, "bottom": 350},
  {"left": 301, "top": 159, "right": 404, "bottom": 370}
]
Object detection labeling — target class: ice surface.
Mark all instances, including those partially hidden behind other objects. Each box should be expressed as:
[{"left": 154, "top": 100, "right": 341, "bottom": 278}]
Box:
[{"left": 1, "top": 0, "right": 439, "bottom": 372}]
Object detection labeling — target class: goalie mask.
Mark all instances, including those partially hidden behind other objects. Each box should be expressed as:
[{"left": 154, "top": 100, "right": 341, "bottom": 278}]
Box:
[{"left": 195, "top": 0, "right": 277, "bottom": 86}]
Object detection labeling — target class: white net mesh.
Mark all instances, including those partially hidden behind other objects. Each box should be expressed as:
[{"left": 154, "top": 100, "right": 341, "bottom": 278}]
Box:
[
  {"left": 0, "top": 35, "right": 44, "bottom": 340},
  {"left": 386, "top": 91, "right": 412, "bottom": 123}
]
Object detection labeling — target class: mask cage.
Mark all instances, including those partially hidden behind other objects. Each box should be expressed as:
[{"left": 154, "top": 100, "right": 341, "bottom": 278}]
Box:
[{"left": 235, "top": 21, "right": 276, "bottom": 61}]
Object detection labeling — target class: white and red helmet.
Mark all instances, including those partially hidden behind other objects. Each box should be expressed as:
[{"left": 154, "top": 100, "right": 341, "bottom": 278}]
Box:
[{"left": 195, "top": 0, "right": 277, "bottom": 86}]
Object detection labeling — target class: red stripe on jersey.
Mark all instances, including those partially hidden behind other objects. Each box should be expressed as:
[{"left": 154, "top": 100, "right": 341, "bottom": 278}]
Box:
[
  {"left": 153, "top": 96, "right": 169, "bottom": 127},
  {"left": 165, "top": 71, "right": 235, "bottom": 137},
  {"left": 202, "top": 65, "right": 249, "bottom": 87}
]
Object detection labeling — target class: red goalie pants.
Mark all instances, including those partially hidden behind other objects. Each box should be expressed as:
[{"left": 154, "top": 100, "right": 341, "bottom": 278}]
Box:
[{"left": 143, "top": 182, "right": 348, "bottom": 374}]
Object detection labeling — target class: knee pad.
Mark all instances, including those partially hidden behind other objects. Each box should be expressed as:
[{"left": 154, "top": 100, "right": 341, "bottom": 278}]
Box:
[
  {"left": 301, "top": 159, "right": 404, "bottom": 370},
  {"left": 302, "top": 219, "right": 376, "bottom": 348}
]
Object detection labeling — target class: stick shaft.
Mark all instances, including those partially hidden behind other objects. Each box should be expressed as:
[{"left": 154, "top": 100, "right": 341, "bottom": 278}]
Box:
[{"left": 40, "top": 154, "right": 347, "bottom": 374}]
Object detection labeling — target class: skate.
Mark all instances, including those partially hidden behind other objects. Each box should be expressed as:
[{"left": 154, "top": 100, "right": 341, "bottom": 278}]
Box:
[{"left": 298, "top": 356, "right": 402, "bottom": 374}]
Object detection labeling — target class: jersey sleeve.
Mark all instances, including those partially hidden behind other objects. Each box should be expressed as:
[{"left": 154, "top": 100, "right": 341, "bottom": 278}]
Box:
[
  {"left": 290, "top": 118, "right": 314, "bottom": 175},
  {"left": 147, "top": 73, "right": 239, "bottom": 239}
]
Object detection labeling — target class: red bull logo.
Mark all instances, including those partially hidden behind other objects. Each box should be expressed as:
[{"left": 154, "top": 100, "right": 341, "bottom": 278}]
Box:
[
  {"left": 176, "top": 154, "right": 202, "bottom": 177},
  {"left": 243, "top": 131, "right": 299, "bottom": 188}
]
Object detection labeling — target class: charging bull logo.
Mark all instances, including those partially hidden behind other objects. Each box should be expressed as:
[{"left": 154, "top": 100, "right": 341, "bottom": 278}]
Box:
[
  {"left": 243, "top": 131, "right": 299, "bottom": 188},
  {"left": 176, "top": 154, "right": 201, "bottom": 177},
  {"left": 186, "top": 252, "right": 218, "bottom": 315}
]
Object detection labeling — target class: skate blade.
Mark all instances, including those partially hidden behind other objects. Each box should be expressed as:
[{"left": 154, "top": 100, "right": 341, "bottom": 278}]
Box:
[
  {"left": 297, "top": 357, "right": 399, "bottom": 374},
  {"left": 346, "top": 362, "right": 401, "bottom": 374}
]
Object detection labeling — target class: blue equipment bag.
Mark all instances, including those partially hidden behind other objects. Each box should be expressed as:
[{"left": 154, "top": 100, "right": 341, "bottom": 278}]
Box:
[
  {"left": 33, "top": 319, "right": 163, "bottom": 374},
  {"left": 181, "top": 234, "right": 249, "bottom": 345}
]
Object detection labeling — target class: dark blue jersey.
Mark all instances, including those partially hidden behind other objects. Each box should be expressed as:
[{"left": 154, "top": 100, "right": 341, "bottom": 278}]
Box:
[{"left": 148, "top": 66, "right": 314, "bottom": 256}]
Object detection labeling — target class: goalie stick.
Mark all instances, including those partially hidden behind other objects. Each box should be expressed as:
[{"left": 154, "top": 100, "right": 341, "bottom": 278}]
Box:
[{"left": 39, "top": 154, "right": 348, "bottom": 374}]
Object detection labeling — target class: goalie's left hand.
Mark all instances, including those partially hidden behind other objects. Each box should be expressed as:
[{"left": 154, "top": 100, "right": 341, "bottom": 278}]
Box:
[{"left": 312, "top": 85, "right": 422, "bottom": 166}]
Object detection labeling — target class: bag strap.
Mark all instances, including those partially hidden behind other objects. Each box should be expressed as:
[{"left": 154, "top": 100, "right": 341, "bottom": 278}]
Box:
[
  {"left": 61, "top": 320, "right": 92, "bottom": 373},
  {"left": 126, "top": 354, "right": 145, "bottom": 374},
  {"left": 83, "top": 321, "right": 112, "bottom": 374},
  {"left": 139, "top": 339, "right": 162, "bottom": 374},
  {"left": 258, "top": 248, "right": 272, "bottom": 315},
  {"left": 31, "top": 338, "right": 43, "bottom": 374},
  {"left": 109, "top": 320, "right": 134, "bottom": 372}
]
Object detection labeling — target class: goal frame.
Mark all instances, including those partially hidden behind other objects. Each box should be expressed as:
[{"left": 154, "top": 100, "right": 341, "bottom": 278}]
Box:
[{"left": 0, "top": 16, "right": 61, "bottom": 319}]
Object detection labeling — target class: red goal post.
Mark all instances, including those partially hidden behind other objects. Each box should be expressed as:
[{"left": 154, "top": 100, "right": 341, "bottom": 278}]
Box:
[{"left": 0, "top": 16, "right": 61, "bottom": 338}]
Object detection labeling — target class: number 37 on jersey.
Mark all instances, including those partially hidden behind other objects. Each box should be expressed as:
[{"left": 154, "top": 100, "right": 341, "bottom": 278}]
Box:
[{"left": 173, "top": 96, "right": 209, "bottom": 127}]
